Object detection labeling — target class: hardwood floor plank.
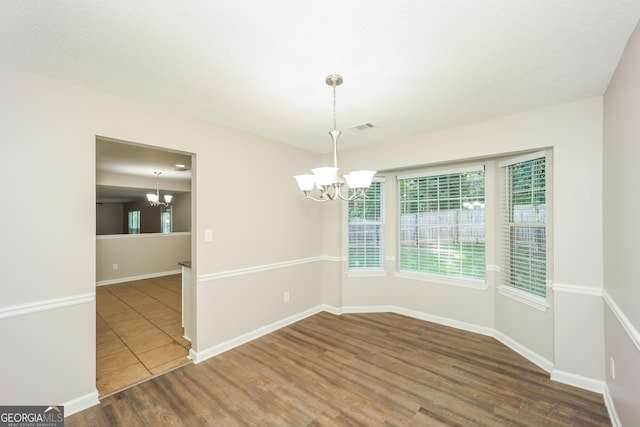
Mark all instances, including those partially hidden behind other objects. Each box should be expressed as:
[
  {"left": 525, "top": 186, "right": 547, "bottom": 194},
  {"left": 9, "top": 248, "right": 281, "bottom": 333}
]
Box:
[{"left": 70, "top": 312, "right": 610, "bottom": 426}]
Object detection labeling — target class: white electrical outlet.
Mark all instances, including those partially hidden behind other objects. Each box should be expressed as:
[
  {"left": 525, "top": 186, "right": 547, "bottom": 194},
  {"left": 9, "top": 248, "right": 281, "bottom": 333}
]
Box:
[
  {"left": 610, "top": 356, "right": 616, "bottom": 380},
  {"left": 283, "top": 291, "right": 290, "bottom": 303},
  {"left": 112, "top": 263, "right": 119, "bottom": 270}
]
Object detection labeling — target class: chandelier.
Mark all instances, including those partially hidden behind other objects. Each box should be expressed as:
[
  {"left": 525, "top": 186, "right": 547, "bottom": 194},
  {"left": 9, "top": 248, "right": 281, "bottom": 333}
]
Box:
[
  {"left": 294, "top": 74, "right": 376, "bottom": 202},
  {"left": 146, "top": 172, "right": 173, "bottom": 207}
]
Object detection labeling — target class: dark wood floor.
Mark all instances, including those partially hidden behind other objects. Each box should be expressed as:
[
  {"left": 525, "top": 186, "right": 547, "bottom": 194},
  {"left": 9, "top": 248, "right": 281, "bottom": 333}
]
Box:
[{"left": 68, "top": 312, "right": 610, "bottom": 426}]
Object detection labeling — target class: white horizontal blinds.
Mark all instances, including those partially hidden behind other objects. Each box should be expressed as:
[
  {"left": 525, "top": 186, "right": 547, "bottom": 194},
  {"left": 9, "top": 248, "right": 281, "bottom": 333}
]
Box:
[
  {"left": 398, "top": 168, "right": 486, "bottom": 280},
  {"left": 128, "top": 211, "right": 140, "bottom": 234},
  {"left": 348, "top": 180, "right": 385, "bottom": 270},
  {"left": 502, "top": 154, "right": 547, "bottom": 296}
]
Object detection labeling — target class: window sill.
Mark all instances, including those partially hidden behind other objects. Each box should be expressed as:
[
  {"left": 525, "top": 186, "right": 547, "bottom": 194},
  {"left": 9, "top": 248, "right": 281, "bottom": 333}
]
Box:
[
  {"left": 497, "top": 285, "right": 550, "bottom": 312},
  {"left": 394, "top": 271, "right": 489, "bottom": 290},
  {"left": 346, "top": 269, "right": 388, "bottom": 278}
]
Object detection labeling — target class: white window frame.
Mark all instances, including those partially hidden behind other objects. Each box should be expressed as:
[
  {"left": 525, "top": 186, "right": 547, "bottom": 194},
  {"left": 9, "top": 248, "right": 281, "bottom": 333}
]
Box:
[
  {"left": 497, "top": 150, "right": 551, "bottom": 311},
  {"left": 347, "top": 177, "right": 386, "bottom": 273},
  {"left": 396, "top": 165, "right": 487, "bottom": 287}
]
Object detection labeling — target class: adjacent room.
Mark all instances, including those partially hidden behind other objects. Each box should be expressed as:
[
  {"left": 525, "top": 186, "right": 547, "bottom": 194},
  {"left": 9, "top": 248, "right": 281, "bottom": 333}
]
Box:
[
  {"left": 1, "top": 1, "right": 639, "bottom": 426},
  {"left": 95, "top": 138, "right": 193, "bottom": 395}
]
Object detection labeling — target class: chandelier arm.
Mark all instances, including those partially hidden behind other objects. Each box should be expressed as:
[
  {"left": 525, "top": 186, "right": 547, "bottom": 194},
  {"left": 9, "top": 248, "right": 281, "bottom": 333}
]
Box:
[
  {"left": 335, "top": 184, "right": 349, "bottom": 201},
  {"left": 149, "top": 200, "right": 170, "bottom": 207},
  {"left": 324, "top": 185, "right": 337, "bottom": 201},
  {"left": 337, "top": 186, "right": 366, "bottom": 201},
  {"left": 302, "top": 191, "right": 332, "bottom": 203}
]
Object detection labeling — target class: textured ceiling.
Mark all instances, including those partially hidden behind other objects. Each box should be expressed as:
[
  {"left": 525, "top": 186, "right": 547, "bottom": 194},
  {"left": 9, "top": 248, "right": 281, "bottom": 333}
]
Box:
[{"left": 2, "top": 1, "right": 640, "bottom": 153}]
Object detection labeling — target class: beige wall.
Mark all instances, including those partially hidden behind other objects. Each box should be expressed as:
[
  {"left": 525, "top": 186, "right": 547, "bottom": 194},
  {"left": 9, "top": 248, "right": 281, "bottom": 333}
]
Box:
[
  {"left": 603, "top": 21, "right": 640, "bottom": 425},
  {"left": 1, "top": 38, "right": 635, "bottom": 419},
  {"left": 96, "top": 233, "right": 191, "bottom": 283},
  {"left": 171, "top": 192, "right": 191, "bottom": 232},
  {"left": 124, "top": 200, "right": 163, "bottom": 233},
  {"left": 337, "top": 97, "right": 605, "bottom": 385},
  {"left": 0, "top": 62, "right": 323, "bottom": 412},
  {"left": 96, "top": 203, "right": 123, "bottom": 234}
]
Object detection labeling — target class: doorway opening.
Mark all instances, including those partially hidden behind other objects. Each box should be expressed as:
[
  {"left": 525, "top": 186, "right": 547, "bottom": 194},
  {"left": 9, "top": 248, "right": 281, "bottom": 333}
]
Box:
[{"left": 95, "top": 136, "right": 195, "bottom": 397}]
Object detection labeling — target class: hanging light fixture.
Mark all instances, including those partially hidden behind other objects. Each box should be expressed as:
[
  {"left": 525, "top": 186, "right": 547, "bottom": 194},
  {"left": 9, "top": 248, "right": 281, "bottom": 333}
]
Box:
[
  {"left": 294, "top": 74, "right": 376, "bottom": 202},
  {"left": 146, "top": 172, "right": 173, "bottom": 207}
]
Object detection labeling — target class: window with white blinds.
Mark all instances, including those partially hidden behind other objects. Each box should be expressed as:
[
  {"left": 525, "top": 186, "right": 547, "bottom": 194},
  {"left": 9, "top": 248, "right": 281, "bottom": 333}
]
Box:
[
  {"left": 398, "top": 167, "right": 486, "bottom": 280},
  {"left": 500, "top": 152, "right": 547, "bottom": 297},
  {"left": 348, "top": 180, "right": 385, "bottom": 270},
  {"left": 128, "top": 210, "right": 140, "bottom": 234}
]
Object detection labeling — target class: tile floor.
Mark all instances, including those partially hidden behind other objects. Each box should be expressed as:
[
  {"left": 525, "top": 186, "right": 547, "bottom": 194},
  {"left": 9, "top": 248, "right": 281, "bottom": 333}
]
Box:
[{"left": 96, "top": 274, "right": 191, "bottom": 397}]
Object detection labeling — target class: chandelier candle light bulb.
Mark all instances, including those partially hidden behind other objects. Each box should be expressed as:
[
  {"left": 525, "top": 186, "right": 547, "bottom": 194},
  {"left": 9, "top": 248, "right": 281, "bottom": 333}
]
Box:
[{"left": 294, "top": 74, "right": 376, "bottom": 202}]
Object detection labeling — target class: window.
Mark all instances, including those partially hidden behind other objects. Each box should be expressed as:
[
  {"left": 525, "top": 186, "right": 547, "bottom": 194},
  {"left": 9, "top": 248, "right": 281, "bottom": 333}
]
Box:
[
  {"left": 161, "top": 207, "right": 172, "bottom": 234},
  {"left": 128, "top": 211, "right": 140, "bottom": 234},
  {"left": 398, "top": 167, "right": 485, "bottom": 281},
  {"left": 348, "top": 180, "right": 385, "bottom": 270},
  {"left": 500, "top": 153, "right": 546, "bottom": 297}
]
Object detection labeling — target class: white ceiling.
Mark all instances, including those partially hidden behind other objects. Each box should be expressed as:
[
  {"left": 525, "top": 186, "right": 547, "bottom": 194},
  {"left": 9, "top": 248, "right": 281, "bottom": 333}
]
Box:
[
  {"left": 96, "top": 137, "right": 192, "bottom": 180},
  {"left": 2, "top": 1, "right": 640, "bottom": 153},
  {"left": 96, "top": 137, "right": 192, "bottom": 203}
]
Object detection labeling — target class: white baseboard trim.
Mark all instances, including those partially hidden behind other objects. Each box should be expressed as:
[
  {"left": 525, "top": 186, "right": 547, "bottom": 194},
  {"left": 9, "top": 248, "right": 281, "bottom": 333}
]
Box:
[
  {"left": 63, "top": 390, "right": 100, "bottom": 417},
  {"left": 320, "top": 304, "right": 343, "bottom": 315},
  {"left": 339, "top": 306, "right": 554, "bottom": 381},
  {"left": 393, "top": 306, "right": 495, "bottom": 337},
  {"left": 336, "top": 305, "right": 495, "bottom": 338},
  {"left": 341, "top": 305, "right": 396, "bottom": 314},
  {"left": 332, "top": 304, "right": 495, "bottom": 338},
  {"left": 0, "top": 293, "right": 94, "bottom": 320},
  {"left": 603, "top": 384, "right": 621, "bottom": 427},
  {"left": 189, "top": 305, "right": 325, "bottom": 364},
  {"left": 493, "top": 330, "right": 554, "bottom": 373},
  {"left": 96, "top": 269, "right": 181, "bottom": 286},
  {"left": 190, "top": 303, "right": 607, "bottom": 413},
  {"left": 58, "top": 303, "right": 613, "bottom": 421},
  {"left": 550, "top": 369, "right": 605, "bottom": 394}
]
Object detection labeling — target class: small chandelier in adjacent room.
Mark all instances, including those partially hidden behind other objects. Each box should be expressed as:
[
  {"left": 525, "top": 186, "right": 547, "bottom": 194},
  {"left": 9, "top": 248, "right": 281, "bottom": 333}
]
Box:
[
  {"left": 294, "top": 74, "right": 376, "bottom": 202},
  {"left": 147, "top": 172, "right": 173, "bottom": 207}
]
